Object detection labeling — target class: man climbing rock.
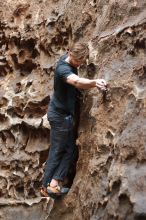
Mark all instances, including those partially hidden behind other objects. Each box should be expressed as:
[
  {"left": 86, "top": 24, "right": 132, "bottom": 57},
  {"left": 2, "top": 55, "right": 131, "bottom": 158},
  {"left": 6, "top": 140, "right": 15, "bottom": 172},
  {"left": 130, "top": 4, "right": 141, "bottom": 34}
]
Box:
[{"left": 41, "top": 42, "right": 107, "bottom": 198}]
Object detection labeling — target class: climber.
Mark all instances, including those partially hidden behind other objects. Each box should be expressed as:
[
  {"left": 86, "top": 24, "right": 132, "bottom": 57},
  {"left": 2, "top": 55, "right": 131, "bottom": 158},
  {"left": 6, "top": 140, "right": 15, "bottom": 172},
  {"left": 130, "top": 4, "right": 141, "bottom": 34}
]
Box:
[{"left": 41, "top": 42, "right": 107, "bottom": 199}]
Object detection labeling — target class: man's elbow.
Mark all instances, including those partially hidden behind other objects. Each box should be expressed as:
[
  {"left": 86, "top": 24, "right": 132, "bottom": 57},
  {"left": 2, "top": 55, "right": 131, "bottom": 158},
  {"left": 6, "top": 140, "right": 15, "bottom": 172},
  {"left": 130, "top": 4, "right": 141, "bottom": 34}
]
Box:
[
  {"left": 71, "top": 80, "right": 87, "bottom": 89},
  {"left": 73, "top": 79, "right": 82, "bottom": 88},
  {"left": 66, "top": 78, "right": 80, "bottom": 88}
]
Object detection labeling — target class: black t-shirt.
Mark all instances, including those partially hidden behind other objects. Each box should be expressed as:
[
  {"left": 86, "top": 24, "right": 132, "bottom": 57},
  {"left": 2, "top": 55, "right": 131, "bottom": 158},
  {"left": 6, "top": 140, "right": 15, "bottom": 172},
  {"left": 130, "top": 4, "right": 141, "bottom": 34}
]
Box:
[{"left": 48, "top": 53, "right": 78, "bottom": 120}]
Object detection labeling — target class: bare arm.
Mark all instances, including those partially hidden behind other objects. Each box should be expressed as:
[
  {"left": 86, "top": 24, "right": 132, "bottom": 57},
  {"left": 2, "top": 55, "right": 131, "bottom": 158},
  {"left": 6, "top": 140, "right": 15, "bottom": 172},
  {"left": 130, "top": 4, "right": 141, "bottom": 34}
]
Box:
[{"left": 66, "top": 74, "right": 106, "bottom": 90}]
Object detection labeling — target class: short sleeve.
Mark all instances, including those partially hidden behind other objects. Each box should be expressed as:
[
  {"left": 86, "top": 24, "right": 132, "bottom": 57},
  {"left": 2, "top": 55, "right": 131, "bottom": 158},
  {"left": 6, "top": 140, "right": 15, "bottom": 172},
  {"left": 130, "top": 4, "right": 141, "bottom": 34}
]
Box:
[{"left": 56, "top": 65, "right": 73, "bottom": 81}]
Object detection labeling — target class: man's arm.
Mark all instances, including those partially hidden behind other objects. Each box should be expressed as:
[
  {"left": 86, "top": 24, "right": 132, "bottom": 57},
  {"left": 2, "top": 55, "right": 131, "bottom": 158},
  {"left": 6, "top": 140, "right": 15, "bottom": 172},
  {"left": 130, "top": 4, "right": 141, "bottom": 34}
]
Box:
[{"left": 66, "top": 73, "right": 106, "bottom": 90}]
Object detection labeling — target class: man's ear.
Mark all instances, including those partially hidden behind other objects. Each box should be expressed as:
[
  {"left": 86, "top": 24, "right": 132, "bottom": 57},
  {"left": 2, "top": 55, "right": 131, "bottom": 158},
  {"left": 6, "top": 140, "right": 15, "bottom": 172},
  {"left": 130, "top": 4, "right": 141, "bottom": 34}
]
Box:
[{"left": 68, "top": 52, "right": 72, "bottom": 62}]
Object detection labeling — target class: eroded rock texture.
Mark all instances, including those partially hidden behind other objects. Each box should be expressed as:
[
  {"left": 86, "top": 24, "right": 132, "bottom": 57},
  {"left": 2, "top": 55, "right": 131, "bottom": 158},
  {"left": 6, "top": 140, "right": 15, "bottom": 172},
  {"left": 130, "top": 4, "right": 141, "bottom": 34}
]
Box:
[{"left": 0, "top": 0, "right": 146, "bottom": 220}]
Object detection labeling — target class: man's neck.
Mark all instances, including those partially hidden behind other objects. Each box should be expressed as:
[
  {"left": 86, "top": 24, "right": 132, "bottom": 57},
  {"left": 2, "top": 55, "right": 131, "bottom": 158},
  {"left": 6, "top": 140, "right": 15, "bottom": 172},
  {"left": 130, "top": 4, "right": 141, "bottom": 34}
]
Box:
[
  {"left": 65, "top": 55, "right": 78, "bottom": 68},
  {"left": 65, "top": 55, "right": 71, "bottom": 64}
]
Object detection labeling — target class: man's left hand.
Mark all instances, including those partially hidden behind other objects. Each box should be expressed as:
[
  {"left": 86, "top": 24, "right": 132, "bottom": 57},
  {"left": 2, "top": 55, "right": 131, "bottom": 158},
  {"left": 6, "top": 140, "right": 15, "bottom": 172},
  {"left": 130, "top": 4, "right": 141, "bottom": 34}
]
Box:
[{"left": 96, "top": 79, "right": 107, "bottom": 90}]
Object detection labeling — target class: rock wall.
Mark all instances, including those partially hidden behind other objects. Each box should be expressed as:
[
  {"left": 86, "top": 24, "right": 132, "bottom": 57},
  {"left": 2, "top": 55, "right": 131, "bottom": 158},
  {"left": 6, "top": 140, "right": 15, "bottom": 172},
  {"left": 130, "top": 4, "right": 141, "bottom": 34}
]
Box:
[{"left": 0, "top": 0, "right": 146, "bottom": 220}]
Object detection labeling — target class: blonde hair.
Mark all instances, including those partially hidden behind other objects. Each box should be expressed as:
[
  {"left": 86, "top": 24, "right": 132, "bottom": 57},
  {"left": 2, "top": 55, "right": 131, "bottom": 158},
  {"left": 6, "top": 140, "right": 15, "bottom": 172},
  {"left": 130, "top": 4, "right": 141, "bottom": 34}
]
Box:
[{"left": 69, "top": 42, "right": 89, "bottom": 61}]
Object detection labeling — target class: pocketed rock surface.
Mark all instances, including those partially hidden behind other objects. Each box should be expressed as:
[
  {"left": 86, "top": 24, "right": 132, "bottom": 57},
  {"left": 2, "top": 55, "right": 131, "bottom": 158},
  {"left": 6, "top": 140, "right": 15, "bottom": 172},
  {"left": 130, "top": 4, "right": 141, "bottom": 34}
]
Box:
[{"left": 0, "top": 0, "right": 146, "bottom": 220}]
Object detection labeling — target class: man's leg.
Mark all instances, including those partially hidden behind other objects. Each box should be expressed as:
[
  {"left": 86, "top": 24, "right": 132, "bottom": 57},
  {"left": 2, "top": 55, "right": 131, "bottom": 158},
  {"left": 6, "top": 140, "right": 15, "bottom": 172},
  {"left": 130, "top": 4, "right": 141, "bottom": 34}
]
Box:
[
  {"left": 64, "top": 144, "right": 79, "bottom": 187},
  {"left": 43, "top": 122, "right": 66, "bottom": 187},
  {"left": 52, "top": 128, "right": 76, "bottom": 183},
  {"left": 42, "top": 120, "right": 69, "bottom": 188}
]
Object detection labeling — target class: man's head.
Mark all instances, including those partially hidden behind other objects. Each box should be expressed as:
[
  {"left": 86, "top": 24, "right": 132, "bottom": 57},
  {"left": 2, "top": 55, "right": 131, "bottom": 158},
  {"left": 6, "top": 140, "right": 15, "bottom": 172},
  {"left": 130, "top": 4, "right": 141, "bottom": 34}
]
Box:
[{"left": 68, "top": 42, "right": 89, "bottom": 67}]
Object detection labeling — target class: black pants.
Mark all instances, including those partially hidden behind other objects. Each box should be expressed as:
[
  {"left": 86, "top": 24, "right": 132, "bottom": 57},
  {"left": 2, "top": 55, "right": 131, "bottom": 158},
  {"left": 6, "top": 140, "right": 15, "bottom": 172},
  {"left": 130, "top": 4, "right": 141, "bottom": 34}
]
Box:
[{"left": 42, "top": 115, "right": 76, "bottom": 187}]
